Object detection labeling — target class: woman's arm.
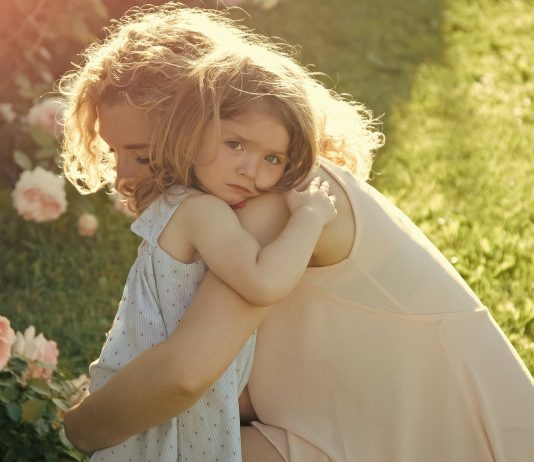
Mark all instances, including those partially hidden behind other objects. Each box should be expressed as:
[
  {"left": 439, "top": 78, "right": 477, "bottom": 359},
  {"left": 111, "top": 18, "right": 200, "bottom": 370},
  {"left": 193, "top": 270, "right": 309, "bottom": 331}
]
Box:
[{"left": 64, "top": 193, "right": 290, "bottom": 454}]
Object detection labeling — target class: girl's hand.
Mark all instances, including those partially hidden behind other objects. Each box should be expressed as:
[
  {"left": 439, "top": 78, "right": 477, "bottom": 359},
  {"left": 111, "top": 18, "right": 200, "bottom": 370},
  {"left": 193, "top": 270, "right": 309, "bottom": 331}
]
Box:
[{"left": 285, "top": 177, "right": 337, "bottom": 226}]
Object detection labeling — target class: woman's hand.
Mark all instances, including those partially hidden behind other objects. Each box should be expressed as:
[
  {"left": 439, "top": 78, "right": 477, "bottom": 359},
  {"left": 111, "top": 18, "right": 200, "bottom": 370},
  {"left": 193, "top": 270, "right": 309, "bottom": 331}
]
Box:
[{"left": 285, "top": 177, "right": 337, "bottom": 227}]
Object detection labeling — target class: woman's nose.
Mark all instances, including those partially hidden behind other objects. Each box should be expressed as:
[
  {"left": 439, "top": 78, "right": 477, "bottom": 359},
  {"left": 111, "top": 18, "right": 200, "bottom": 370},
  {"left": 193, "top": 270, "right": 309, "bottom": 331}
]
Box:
[
  {"left": 115, "top": 153, "right": 134, "bottom": 187},
  {"left": 115, "top": 153, "right": 132, "bottom": 178}
]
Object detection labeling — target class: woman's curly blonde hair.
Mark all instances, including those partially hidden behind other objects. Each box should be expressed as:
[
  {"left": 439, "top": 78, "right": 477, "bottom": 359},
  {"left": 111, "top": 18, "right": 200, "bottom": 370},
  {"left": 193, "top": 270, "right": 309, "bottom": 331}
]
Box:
[{"left": 60, "top": 3, "right": 383, "bottom": 214}]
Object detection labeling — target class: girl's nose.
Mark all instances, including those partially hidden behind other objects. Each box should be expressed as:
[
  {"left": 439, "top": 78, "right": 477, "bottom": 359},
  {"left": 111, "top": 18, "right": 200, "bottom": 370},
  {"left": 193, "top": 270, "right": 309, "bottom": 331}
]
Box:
[{"left": 237, "top": 155, "right": 259, "bottom": 179}]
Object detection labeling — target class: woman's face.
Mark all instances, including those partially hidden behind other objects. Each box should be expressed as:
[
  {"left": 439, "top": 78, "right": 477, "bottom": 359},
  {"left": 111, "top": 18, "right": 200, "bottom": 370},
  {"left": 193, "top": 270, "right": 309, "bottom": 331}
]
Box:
[
  {"left": 193, "top": 110, "right": 290, "bottom": 207},
  {"left": 97, "top": 104, "right": 153, "bottom": 193}
]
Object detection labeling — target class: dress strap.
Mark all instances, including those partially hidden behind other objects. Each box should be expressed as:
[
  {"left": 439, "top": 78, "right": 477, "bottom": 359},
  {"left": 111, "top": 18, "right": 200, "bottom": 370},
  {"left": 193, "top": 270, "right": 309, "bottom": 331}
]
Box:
[{"left": 131, "top": 186, "right": 201, "bottom": 246}]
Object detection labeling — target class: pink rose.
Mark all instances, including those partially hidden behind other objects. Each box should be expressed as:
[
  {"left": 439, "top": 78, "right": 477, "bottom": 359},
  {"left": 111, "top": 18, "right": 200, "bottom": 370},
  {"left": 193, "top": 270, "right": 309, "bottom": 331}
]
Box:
[
  {"left": 30, "top": 338, "right": 58, "bottom": 381},
  {"left": 25, "top": 98, "right": 64, "bottom": 137},
  {"left": 11, "top": 326, "right": 59, "bottom": 381},
  {"left": 78, "top": 212, "right": 98, "bottom": 237},
  {"left": 12, "top": 166, "right": 67, "bottom": 222},
  {"left": 39, "top": 338, "right": 59, "bottom": 366},
  {"left": 0, "top": 316, "right": 16, "bottom": 371}
]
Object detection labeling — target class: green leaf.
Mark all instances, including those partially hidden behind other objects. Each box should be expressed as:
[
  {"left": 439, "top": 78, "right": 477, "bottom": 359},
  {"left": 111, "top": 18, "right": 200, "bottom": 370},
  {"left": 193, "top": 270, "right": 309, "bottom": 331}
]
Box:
[
  {"left": 48, "top": 381, "right": 64, "bottom": 393},
  {"left": 34, "top": 417, "right": 50, "bottom": 437},
  {"left": 7, "top": 356, "right": 28, "bottom": 374},
  {"left": 0, "top": 382, "right": 20, "bottom": 403},
  {"left": 52, "top": 397, "right": 70, "bottom": 412},
  {"left": 28, "top": 126, "right": 56, "bottom": 148},
  {"left": 28, "top": 378, "right": 52, "bottom": 397},
  {"left": 3, "top": 448, "right": 17, "bottom": 462},
  {"left": 48, "top": 380, "right": 65, "bottom": 393},
  {"left": 58, "top": 427, "right": 72, "bottom": 448},
  {"left": 6, "top": 402, "right": 21, "bottom": 422},
  {"left": 13, "top": 150, "right": 33, "bottom": 170},
  {"left": 21, "top": 398, "right": 47, "bottom": 422},
  {"left": 0, "top": 372, "right": 16, "bottom": 384}
]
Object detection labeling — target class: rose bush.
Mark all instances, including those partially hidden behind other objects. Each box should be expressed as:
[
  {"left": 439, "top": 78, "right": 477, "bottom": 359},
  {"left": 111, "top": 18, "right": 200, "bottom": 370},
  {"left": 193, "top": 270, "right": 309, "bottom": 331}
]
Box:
[{"left": 0, "top": 317, "right": 88, "bottom": 461}]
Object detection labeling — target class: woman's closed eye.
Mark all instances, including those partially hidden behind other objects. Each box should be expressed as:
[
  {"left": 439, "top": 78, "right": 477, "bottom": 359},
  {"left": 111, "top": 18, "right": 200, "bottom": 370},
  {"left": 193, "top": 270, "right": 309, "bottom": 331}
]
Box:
[
  {"left": 107, "top": 147, "right": 150, "bottom": 166},
  {"left": 134, "top": 155, "right": 150, "bottom": 165}
]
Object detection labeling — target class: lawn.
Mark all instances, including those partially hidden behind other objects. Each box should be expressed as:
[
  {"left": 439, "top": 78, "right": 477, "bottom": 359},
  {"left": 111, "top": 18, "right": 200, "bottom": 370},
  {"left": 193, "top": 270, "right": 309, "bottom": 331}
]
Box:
[{"left": 1, "top": 0, "right": 533, "bottom": 376}]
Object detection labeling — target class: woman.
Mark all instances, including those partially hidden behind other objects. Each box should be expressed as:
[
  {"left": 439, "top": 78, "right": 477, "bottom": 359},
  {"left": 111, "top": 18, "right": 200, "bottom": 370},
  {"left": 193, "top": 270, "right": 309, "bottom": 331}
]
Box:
[
  {"left": 65, "top": 158, "right": 534, "bottom": 461},
  {"left": 62, "top": 5, "right": 534, "bottom": 462}
]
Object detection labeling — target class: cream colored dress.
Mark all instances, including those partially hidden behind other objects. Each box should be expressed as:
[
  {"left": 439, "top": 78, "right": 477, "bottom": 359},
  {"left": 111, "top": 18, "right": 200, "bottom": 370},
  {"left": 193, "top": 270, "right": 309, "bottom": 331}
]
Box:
[{"left": 248, "top": 160, "right": 534, "bottom": 462}]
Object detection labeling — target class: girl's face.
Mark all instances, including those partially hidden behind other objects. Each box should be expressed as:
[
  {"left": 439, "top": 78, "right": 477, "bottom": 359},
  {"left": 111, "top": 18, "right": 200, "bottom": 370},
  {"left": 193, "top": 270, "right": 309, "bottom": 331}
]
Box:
[
  {"left": 97, "top": 104, "right": 153, "bottom": 193},
  {"left": 193, "top": 110, "right": 289, "bottom": 207}
]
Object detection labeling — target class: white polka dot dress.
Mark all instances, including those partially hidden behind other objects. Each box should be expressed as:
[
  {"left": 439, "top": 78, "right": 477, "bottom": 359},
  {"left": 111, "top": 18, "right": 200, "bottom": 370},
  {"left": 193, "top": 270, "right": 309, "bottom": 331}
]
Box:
[{"left": 88, "top": 187, "right": 256, "bottom": 461}]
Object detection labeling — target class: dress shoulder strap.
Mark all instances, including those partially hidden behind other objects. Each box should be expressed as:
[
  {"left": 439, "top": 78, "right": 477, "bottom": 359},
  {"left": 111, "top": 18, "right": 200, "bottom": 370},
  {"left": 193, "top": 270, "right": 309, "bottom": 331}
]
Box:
[{"left": 130, "top": 186, "right": 202, "bottom": 246}]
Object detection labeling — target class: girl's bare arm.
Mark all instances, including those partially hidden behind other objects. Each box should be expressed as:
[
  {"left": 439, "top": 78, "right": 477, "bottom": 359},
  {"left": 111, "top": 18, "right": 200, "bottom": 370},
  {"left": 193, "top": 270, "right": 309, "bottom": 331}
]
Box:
[
  {"left": 174, "top": 179, "right": 334, "bottom": 306},
  {"left": 64, "top": 193, "right": 290, "bottom": 454}
]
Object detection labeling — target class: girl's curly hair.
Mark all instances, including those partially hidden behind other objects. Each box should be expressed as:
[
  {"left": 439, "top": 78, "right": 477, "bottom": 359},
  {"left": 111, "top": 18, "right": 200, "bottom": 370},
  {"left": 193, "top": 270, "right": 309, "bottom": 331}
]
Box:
[{"left": 60, "top": 3, "right": 383, "bottom": 214}]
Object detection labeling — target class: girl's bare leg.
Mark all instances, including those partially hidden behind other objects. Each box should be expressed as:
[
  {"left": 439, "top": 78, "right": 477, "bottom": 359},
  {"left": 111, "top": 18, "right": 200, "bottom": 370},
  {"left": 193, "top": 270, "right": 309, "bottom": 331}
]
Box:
[{"left": 241, "top": 426, "right": 285, "bottom": 462}]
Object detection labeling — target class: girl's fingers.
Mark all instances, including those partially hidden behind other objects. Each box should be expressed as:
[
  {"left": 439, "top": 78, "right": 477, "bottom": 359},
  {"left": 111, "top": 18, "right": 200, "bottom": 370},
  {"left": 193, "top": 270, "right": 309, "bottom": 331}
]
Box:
[{"left": 309, "top": 176, "right": 322, "bottom": 190}]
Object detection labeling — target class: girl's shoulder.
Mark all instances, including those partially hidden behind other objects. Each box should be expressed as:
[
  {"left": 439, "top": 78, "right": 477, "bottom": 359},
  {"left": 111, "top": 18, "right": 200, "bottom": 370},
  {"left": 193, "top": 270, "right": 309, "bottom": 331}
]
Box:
[{"left": 158, "top": 193, "right": 241, "bottom": 263}]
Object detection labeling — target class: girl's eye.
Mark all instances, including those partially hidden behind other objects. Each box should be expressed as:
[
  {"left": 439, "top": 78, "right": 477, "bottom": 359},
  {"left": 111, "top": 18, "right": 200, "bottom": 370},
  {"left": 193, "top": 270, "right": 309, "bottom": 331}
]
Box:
[
  {"left": 225, "top": 140, "right": 243, "bottom": 151},
  {"left": 135, "top": 156, "right": 150, "bottom": 166},
  {"left": 264, "top": 154, "right": 281, "bottom": 165}
]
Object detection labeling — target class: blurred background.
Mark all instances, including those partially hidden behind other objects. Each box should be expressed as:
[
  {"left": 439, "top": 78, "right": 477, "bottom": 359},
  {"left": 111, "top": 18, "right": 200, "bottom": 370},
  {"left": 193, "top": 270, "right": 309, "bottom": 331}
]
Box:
[{"left": 1, "top": 0, "right": 533, "bottom": 380}]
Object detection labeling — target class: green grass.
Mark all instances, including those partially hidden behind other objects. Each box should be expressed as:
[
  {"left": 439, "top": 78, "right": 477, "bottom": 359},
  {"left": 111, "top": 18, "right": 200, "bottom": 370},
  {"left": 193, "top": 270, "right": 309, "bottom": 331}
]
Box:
[
  {"left": 0, "top": 188, "right": 140, "bottom": 372},
  {"left": 1, "top": 0, "right": 533, "bottom": 376}
]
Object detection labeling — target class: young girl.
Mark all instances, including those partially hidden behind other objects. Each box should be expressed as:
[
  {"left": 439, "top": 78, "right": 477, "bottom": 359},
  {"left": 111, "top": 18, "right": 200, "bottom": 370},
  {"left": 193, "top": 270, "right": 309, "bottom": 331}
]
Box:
[
  {"left": 63, "top": 4, "right": 534, "bottom": 462},
  {"left": 59, "top": 4, "right": 361, "bottom": 461}
]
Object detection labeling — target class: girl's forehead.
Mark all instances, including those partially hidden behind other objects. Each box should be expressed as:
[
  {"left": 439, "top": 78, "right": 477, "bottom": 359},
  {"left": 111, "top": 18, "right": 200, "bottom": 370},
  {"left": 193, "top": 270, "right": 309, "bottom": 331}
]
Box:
[{"left": 221, "top": 110, "right": 289, "bottom": 154}]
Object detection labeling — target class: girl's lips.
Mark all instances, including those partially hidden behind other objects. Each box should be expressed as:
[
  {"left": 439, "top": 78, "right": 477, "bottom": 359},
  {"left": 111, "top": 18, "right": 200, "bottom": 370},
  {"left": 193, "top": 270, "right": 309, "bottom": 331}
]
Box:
[
  {"left": 230, "top": 201, "right": 246, "bottom": 209},
  {"left": 228, "top": 184, "right": 252, "bottom": 194}
]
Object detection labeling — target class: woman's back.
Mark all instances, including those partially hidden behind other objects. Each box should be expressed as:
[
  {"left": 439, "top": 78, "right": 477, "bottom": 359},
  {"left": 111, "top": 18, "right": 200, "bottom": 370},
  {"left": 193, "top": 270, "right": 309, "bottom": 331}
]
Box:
[{"left": 247, "top": 160, "right": 534, "bottom": 462}]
